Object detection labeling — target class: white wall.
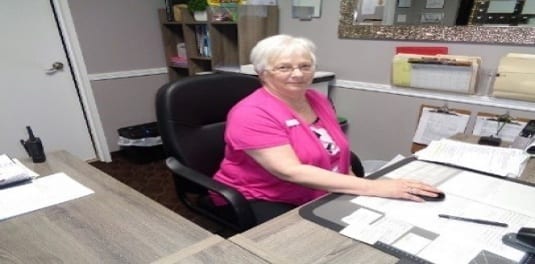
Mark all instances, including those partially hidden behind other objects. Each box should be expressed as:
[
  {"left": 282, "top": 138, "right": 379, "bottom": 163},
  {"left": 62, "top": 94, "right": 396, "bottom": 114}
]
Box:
[
  {"left": 68, "top": 0, "right": 168, "bottom": 152},
  {"left": 64, "top": 0, "right": 535, "bottom": 158}
]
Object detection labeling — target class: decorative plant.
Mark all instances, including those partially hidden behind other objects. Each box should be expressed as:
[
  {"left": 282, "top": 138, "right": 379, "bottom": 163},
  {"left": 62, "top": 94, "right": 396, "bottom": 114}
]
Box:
[{"left": 187, "top": 0, "right": 209, "bottom": 12}]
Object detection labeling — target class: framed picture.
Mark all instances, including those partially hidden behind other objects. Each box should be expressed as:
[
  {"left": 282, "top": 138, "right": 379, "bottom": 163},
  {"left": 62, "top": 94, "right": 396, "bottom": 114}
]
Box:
[
  {"left": 398, "top": 0, "right": 411, "bottom": 8},
  {"left": 420, "top": 12, "right": 444, "bottom": 23},
  {"left": 292, "top": 0, "right": 322, "bottom": 19},
  {"left": 425, "top": 0, "right": 444, "bottom": 9}
]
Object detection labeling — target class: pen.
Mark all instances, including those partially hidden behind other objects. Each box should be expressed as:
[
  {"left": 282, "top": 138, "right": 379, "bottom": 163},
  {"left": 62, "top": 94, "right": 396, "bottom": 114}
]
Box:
[{"left": 438, "top": 214, "right": 508, "bottom": 227}]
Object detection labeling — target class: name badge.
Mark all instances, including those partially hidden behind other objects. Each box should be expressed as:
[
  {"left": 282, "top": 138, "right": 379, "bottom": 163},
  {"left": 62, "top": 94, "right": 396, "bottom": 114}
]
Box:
[{"left": 285, "top": 119, "right": 299, "bottom": 127}]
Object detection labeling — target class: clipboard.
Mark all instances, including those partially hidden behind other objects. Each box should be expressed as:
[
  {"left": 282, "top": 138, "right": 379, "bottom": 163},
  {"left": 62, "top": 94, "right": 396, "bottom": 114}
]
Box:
[
  {"left": 473, "top": 112, "right": 528, "bottom": 143},
  {"left": 411, "top": 104, "right": 471, "bottom": 153}
]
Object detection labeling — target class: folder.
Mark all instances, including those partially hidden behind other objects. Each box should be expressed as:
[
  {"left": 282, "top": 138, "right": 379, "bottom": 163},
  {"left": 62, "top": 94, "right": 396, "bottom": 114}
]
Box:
[
  {"left": 493, "top": 53, "right": 535, "bottom": 101},
  {"left": 392, "top": 53, "right": 480, "bottom": 94},
  {"left": 411, "top": 104, "right": 471, "bottom": 153}
]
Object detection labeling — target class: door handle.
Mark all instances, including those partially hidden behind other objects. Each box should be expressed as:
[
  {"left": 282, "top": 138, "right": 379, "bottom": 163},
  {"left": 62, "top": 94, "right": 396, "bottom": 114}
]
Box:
[{"left": 46, "top": 62, "right": 64, "bottom": 74}]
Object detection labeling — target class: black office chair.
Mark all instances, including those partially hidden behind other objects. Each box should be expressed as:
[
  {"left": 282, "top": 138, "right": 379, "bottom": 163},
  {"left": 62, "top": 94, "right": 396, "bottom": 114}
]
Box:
[
  {"left": 156, "top": 73, "right": 364, "bottom": 232},
  {"left": 156, "top": 73, "right": 261, "bottom": 232}
]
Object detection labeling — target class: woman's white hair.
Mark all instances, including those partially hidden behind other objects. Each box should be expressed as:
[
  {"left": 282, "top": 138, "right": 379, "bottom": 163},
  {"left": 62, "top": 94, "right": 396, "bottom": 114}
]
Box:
[{"left": 249, "top": 34, "right": 317, "bottom": 74}]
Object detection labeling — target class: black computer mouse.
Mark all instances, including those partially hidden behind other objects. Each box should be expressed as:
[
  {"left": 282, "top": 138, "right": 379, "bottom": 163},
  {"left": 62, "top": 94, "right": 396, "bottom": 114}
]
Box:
[
  {"left": 517, "top": 227, "right": 535, "bottom": 246},
  {"left": 417, "top": 192, "right": 445, "bottom": 202}
]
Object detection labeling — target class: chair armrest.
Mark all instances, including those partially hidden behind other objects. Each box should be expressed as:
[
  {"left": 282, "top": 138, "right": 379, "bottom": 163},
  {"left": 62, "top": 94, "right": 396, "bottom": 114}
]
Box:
[
  {"left": 165, "top": 157, "right": 256, "bottom": 230},
  {"left": 350, "top": 151, "right": 365, "bottom": 177}
]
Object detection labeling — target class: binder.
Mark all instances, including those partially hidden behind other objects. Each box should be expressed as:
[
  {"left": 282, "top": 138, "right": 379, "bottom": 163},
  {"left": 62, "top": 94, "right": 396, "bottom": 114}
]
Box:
[
  {"left": 392, "top": 53, "right": 480, "bottom": 94},
  {"left": 473, "top": 112, "right": 528, "bottom": 143},
  {"left": 411, "top": 104, "right": 471, "bottom": 153}
]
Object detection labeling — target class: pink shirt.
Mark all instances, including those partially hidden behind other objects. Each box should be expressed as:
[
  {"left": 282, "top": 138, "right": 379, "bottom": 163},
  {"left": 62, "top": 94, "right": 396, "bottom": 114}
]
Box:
[{"left": 212, "top": 87, "right": 350, "bottom": 206}]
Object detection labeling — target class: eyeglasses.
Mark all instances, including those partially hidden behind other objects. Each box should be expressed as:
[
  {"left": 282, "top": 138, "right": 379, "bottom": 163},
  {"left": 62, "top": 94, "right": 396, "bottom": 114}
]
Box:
[{"left": 267, "top": 63, "right": 315, "bottom": 74}]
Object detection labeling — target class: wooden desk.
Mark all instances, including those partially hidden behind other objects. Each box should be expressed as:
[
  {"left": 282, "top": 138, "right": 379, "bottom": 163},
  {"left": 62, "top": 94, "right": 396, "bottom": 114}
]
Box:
[
  {"left": 230, "top": 209, "right": 398, "bottom": 264},
  {"left": 152, "top": 235, "right": 269, "bottom": 263},
  {"left": 0, "top": 151, "right": 215, "bottom": 263},
  {"left": 230, "top": 135, "right": 535, "bottom": 263}
]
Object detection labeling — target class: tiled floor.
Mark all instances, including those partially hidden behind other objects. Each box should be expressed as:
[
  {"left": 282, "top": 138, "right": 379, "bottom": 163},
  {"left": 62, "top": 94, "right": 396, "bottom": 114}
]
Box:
[{"left": 89, "top": 151, "right": 236, "bottom": 237}]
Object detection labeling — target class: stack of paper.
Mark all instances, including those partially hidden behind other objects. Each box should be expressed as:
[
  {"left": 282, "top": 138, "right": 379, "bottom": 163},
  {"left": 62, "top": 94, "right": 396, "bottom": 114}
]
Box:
[
  {"left": 0, "top": 172, "right": 94, "bottom": 220},
  {"left": 0, "top": 154, "right": 37, "bottom": 188},
  {"left": 414, "top": 139, "right": 529, "bottom": 178}
]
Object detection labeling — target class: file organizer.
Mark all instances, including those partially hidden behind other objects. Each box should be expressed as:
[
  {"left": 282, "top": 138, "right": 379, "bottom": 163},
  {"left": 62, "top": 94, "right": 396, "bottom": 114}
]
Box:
[
  {"left": 392, "top": 53, "right": 481, "bottom": 94},
  {"left": 493, "top": 53, "right": 535, "bottom": 102}
]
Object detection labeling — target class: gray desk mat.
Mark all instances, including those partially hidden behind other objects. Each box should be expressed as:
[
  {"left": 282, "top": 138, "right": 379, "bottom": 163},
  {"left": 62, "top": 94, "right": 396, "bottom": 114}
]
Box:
[{"left": 299, "top": 157, "right": 532, "bottom": 264}]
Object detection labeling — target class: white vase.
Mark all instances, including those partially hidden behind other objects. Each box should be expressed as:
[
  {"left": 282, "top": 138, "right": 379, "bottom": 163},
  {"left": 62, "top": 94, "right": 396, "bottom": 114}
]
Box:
[{"left": 193, "top": 11, "right": 207, "bottom": 21}]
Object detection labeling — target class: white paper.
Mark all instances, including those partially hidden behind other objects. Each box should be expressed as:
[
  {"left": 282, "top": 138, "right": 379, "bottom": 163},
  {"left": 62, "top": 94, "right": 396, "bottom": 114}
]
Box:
[
  {"left": 0, "top": 154, "right": 33, "bottom": 187},
  {"left": 393, "top": 233, "right": 432, "bottom": 255},
  {"left": 12, "top": 158, "right": 39, "bottom": 177},
  {"left": 341, "top": 216, "right": 413, "bottom": 245},
  {"left": 341, "top": 207, "right": 381, "bottom": 225},
  {"left": 415, "top": 138, "right": 529, "bottom": 177},
  {"left": 413, "top": 107, "right": 470, "bottom": 145},
  {"left": 0, "top": 172, "right": 94, "bottom": 220},
  {"left": 340, "top": 161, "right": 531, "bottom": 263}
]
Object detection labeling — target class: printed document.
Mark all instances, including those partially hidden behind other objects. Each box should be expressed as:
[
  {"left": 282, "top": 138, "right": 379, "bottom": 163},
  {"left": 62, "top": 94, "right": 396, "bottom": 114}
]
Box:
[
  {"left": 413, "top": 107, "right": 470, "bottom": 145},
  {"left": 340, "top": 161, "right": 535, "bottom": 264},
  {"left": 0, "top": 172, "right": 93, "bottom": 220},
  {"left": 0, "top": 154, "right": 35, "bottom": 187},
  {"left": 415, "top": 138, "right": 529, "bottom": 177}
]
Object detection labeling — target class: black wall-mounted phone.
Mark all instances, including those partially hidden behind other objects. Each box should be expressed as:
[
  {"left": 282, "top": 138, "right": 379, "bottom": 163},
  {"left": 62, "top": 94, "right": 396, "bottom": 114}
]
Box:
[{"left": 511, "top": 120, "right": 535, "bottom": 151}]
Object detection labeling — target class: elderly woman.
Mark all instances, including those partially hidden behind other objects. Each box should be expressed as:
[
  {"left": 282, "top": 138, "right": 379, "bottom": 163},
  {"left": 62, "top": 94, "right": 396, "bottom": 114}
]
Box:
[{"left": 213, "top": 34, "right": 442, "bottom": 222}]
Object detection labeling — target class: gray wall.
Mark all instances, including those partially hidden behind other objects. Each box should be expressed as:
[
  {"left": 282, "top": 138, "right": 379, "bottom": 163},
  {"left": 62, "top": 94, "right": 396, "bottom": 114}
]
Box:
[
  {"left": 278, "top": 0, "right": 535, "bottom": 161},
  {"left": 66, "top": 0, "right": 535, "bottom": 159},
  {"left": 68, "top": 0, "right": 168, "bottom": 152}
]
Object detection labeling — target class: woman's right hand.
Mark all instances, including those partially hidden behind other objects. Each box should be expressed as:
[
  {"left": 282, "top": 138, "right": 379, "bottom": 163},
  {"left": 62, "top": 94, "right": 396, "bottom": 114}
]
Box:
[{"left": 371, "top": 178, "right": 442, "bottom": 202}]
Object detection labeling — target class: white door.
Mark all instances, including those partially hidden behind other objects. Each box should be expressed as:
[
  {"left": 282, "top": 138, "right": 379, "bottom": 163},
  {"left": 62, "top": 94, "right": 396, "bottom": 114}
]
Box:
[{"left": 0, "top": 0, "right": 96, "bottom": 161}]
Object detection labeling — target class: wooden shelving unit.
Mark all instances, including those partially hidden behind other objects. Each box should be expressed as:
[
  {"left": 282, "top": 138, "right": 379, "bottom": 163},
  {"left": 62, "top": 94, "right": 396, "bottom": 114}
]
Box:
[{"left": 158, "top": 5, "right": 279, "bottom": 81}]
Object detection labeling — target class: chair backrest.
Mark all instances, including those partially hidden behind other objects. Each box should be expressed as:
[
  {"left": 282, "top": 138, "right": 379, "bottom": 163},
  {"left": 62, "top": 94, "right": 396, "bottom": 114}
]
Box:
[{"left": 156, "top": 73, "right": 262, "bottom": 183}]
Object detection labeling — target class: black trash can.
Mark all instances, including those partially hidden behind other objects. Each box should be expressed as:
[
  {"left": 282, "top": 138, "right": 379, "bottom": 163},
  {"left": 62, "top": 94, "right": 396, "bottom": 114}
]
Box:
[{"left": 117, "top": 122, "right": 166, "bottom": 163}]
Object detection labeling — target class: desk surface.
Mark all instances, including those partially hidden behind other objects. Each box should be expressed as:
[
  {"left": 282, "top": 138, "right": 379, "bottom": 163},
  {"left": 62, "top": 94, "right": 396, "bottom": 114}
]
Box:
[
  {"left": 231, "top": 135, "right": 535, "bottom": 264},
  {"left": 0, "top": 151, "right": 215, "bottom": 263},
  {"left": 230, "top": 210, "right": 399, "bottom": 264},
  {"left": 153, "top": 235, "right": 269, "bottom": 264}
]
